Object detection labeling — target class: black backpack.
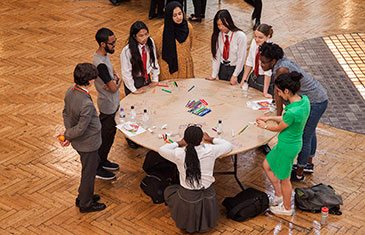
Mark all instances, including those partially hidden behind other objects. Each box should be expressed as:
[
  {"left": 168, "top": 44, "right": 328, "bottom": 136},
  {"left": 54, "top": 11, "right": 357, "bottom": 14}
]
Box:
[
  {"left": 140, "top": 151, "right": 179, "bottom": 204},
  {"left": 295, "top": 183, "right": 343, "bottom": 215},
  {"left": 222, "top": 188, "right": 269, "bottom": 222}
]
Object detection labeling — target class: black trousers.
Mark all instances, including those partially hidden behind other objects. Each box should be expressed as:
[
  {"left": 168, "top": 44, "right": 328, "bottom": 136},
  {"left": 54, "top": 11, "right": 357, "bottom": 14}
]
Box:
[
  {"left": 192, "top": 0, "right": 207, "bottom": 17},
  {"left": 149, "top": 0, "right": 164, "bottom": 16},
  {"left": 218, "top": 63, "right": 244, "bottom": 83},
  {"left": 77, "top": 150, "right": 100, "bottom": 208},
  {"left": 244, "top": 0, "right": 262, "bottom": 21},
  {"left": 98, "top": 110, "right": 117, "bottom": 169}
]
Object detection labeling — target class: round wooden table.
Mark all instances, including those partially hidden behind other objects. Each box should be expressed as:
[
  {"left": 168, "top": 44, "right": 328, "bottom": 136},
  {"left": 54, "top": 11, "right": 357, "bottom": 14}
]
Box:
[{"left": 117, "top": 78, "right": 277, "bottom": 189}]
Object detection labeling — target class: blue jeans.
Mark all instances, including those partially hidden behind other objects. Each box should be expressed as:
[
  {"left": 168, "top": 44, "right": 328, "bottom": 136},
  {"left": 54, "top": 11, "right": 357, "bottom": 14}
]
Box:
[{"left": 297, "top": 100, "right": 328, "bottom": 167}]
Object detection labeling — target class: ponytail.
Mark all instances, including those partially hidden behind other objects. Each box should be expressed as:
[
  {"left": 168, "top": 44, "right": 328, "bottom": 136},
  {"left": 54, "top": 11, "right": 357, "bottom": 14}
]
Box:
[
  {"left": 183, "top": 125, "right": 203, "bottom": 188},
  {"left": 185, "top": 144, "right": 201, "bottom": 188}
]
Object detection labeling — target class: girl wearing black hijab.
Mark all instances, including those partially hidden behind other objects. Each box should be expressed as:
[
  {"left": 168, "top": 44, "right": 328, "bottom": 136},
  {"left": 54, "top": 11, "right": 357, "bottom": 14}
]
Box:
[{"left": 154, "top": 1, "right": 194, "bottom": 80}]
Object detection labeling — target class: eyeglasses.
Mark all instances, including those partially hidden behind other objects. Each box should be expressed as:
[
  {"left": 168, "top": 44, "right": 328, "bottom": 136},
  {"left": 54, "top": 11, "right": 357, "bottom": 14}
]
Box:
[{"left": 106, "top": 38, "right": 117, "bottom": 45}]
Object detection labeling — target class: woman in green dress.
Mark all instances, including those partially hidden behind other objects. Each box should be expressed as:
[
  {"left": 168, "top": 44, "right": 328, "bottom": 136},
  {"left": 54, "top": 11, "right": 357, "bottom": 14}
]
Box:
[{"left": 256, "top": 71, "right": 310, "bottom": 216}]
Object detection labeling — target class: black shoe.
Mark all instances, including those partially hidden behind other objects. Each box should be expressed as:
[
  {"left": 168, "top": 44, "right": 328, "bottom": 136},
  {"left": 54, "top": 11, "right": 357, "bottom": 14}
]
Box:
[
  {"left": 188, "top": 16, "right": 202, "bottom": 22},
  {"left": 292, "top": 163, "right": 314, "bottom": 173},
  {"left": 260, "top": 144, "right": 271, "bottom": 155},
  {"left": 156, "top": 14, "right": 164, "bottom": 19},
  {"left": 191, "top": 13, "right": 205, "bottom": 19},
  {"left": 253, "top": 20, "right": 260, "bottom": 30},
  {"left": 290, "top": 170, "right": 305, "bottom": 182},
  {"left": 149, "top": 13, "right": 157, "bottom": 20},
  {"left": 103, "top": 160, "right": 119, "bottom": 171},
  {"left": 79, "top": 202, "right": 106, "bottom": 213},
  {"left": 96, "top": 168, "right": 116, "bottom": 180},
  {"left": 75, "top": 194, "right": 100, "bottom": 207},
  {"left": 109, "top": 0, "right": 120, "bottom": 6}
]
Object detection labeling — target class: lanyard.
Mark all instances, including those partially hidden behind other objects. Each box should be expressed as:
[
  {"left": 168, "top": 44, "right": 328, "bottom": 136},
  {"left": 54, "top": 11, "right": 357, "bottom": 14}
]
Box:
[{"left": 72, "top": 85, "right": 90, "bottom": 97}]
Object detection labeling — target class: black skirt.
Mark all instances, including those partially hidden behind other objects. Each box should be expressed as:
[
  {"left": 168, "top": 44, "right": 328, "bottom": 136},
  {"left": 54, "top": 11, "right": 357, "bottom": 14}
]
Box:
[{"left": 164, "top": 184, "right": 220, "bottom": 233}]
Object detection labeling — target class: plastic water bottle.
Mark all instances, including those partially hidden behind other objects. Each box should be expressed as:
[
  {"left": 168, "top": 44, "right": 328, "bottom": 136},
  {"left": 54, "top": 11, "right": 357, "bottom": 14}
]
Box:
[
  {"left": 242, "top": 81, "right": 248, "bottom": 98},
  {"left": 119, "top": 108, "right": 126, "bottom": 124},
  {"left": 142, "top": 109, "right": 149, "bottom": 128},
  {"left": 130, "top": 106, "right": 136, "bottom": 122},
  {"left": 320, "top": 207, "right": 328, "bottom": 225},
  {"left": 217, "top": 120, "right": 223, "bottom": 137}
]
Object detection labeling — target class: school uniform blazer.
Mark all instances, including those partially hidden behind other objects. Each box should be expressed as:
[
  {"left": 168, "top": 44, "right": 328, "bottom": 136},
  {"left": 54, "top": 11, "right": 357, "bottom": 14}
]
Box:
[{"left": 62, "top": 86, "right": 102, "bottom": 152}]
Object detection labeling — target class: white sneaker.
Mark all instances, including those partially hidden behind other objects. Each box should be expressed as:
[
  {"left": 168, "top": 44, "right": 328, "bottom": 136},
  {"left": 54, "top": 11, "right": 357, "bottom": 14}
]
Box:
[
  {"left": 269, "top": 195, "right": 283, "bottom": 206},
  {"left": 242, "top": 83, "right": 249, "bottom": 91},
  {"left": 270, "top": 205, "right": 293, "bottom": 216}
]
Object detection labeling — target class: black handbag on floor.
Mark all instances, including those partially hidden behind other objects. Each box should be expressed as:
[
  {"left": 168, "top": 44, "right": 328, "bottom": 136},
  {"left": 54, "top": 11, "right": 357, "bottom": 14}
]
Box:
[
  {"left": 140, "top": 151, "right": 179, "bottom": 204},
  {"left": 222, "top": 188, "right": 269, "bottom": 222}
]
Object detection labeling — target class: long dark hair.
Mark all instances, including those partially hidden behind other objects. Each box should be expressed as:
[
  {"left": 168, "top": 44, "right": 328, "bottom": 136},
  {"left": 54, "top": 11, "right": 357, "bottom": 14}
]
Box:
[
  {"left": 275, "top": 71, "right": 302, "bottom": 94},
  {"left": 128, "top": 21, "right": 157, "bottom": 78},
  {"left": 184, "top": 126, "right": 203, "bottom": 188},
  {"left": 211, "top": 9, "right": 242, "bottom": 59}
]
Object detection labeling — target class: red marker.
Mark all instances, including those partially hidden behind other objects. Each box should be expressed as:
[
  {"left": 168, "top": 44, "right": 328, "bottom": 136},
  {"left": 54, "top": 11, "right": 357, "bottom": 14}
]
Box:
[
  {"left": 200, "top": 99, "right": 208, "bottom": 105},
  {"left": 157, "top": 84, "right": 169, "bottom": 87}
]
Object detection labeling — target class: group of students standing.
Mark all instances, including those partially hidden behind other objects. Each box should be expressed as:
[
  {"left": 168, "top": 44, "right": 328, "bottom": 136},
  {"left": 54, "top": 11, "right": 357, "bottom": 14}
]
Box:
[{"left": 58, "top": 0, "right": 328, "bottom": 233}]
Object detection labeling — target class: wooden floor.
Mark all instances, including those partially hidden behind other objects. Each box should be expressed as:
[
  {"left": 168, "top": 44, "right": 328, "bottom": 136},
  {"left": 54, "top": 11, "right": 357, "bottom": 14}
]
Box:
[{"left": 0, "top": 0, "right": 365, "bottom": 234}]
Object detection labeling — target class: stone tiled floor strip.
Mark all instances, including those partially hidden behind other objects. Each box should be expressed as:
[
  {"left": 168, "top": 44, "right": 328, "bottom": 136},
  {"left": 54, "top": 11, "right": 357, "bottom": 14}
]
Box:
[{"left": 284, "top": 33, "right": 365, "bottom": 134}]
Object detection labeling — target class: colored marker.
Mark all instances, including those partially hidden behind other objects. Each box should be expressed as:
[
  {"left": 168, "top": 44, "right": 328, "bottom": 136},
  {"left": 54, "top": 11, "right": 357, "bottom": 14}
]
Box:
[
  {"left": 200, "top": 99, "right": 208, "bottom": 105},
  {"left": 162, "top": 89, "right": 172, "bottom": 93},
  {"left": 168, "top": 138, "right": 174, "bottom": 143},
  {"left": 157, "top": 84, "right": 169, "bottom": 87},
  {"left": 185, "top": 100, "right": 191, "bottom": 107},
  {"left": 201, "top": 109, "right": 211, "bottom": 116},
  {"left": 153, "top": 88, "right": 156, "bottom": 94},
  {"left": 187, "top": 85, "right": 195, "bottom": 92},
  {"left": 238, "top": 125, "right": 249, "bottom": 135},
  {"left": 174, "top": 81, "right": 178, "bottom": 87},
  {"left": 212, "top": 128, "right": 217, "bottom": 132},
  {"left": 232, "top": 130, "right": 235, "bottom": 137}
]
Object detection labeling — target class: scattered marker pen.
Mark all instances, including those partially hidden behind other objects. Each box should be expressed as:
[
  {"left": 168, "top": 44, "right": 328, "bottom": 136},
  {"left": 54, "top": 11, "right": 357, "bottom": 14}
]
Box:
[{"left": 187, "top": 85, "right": 195, "bottom": 92}]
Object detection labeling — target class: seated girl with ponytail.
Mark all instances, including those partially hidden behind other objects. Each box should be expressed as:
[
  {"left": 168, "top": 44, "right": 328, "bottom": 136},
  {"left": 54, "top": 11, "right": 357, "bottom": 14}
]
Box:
[
  {"left": 256, "top": 71, "right": 310, "bottom": 216},
  {"left": 158, "top": 125, "right": 232, "bottom": 233}
]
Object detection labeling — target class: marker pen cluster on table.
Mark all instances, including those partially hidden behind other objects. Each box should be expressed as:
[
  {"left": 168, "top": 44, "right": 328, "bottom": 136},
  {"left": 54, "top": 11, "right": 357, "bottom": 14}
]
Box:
[{"left": 185, "top": 99, "right": 211, "bottom": 117}]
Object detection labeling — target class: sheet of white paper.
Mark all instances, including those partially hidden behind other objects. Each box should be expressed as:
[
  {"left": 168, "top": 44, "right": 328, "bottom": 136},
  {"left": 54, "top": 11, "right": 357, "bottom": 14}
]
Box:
[{"left": 116, "top": 121, "right": 146, "bottom": 137}]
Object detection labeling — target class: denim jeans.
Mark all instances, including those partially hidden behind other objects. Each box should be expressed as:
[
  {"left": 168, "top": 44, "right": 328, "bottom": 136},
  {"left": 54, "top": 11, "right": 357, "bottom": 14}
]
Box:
[{"left": 297, "top": 100, "right": 328, "bottom": 167}]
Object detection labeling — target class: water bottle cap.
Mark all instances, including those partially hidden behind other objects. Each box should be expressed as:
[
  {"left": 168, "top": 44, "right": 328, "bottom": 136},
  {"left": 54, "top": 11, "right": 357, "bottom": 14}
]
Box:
[
  {"left": 321, "top": 207, "right": 328, "bottom": 212},
  {"left": 218, "top": 120, "right": 222, "bottom": 123},
  {"left": 131, "top": 106, "right": 134, "bottom": 109},
  {"left": 144, "top": 109, "right": 147, "bottom": 113}
]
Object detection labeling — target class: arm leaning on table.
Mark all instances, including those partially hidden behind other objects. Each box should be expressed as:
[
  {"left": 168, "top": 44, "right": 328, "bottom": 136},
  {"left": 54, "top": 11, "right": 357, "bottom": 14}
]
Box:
[{"left": 256, "top": 115, "right": 289, "bottom": 132}]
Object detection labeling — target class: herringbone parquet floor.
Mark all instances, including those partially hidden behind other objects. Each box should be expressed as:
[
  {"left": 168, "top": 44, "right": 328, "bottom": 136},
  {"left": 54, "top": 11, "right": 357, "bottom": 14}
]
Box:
[{"left": 0, "top": 0, "right": 364, "bottom": 234}]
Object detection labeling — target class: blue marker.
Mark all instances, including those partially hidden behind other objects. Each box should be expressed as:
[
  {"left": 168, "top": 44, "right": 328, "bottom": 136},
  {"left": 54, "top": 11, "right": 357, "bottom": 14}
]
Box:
[{"left": 188, "top": 85, "right": 195, "bottom": 92}]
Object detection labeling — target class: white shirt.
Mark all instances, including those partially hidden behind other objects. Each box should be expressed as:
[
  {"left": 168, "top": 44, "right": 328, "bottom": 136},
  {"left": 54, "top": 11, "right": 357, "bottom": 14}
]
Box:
[
  {"left": 245, "top": 39, "right": 272, "bottom": 77},
  {"left": 211, "top": 30, "right": 247, "bottom": 78},
  {"left": 158, "top": 138, "right": 233, "bottom": 190},
  {"left": 120, "top": 38, "right": 160, "bottom": 93}
]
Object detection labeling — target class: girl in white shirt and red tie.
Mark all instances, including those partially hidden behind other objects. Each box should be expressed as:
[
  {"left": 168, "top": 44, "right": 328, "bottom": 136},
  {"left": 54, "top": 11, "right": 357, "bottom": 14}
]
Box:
[
  {"left": 207, "top": 9, "right": 247, "bottom": 85},
  {"left": 159, "top": 125, "right": 232, "bottom": 233},
  {"left": 240, "top": 24, "right": 274, "bottom": 98},
  {"left": 120, "top": 21, "right": 160, "bottom": 95}
]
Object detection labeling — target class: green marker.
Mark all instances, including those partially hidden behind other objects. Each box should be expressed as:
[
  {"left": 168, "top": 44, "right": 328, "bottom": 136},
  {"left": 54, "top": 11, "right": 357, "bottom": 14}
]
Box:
[{"left": 162, "top": 89, "right": 172, "bottom": 93}]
